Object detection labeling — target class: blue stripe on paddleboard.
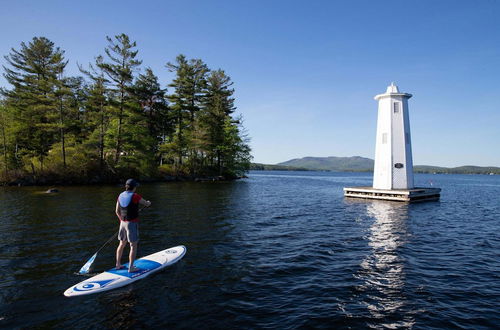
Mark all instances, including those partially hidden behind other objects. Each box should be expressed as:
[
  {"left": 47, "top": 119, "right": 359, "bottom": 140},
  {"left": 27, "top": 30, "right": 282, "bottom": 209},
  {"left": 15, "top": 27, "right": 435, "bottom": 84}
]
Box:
[{"left": 106, "top": 259, "right": 162, "bottom": 278}]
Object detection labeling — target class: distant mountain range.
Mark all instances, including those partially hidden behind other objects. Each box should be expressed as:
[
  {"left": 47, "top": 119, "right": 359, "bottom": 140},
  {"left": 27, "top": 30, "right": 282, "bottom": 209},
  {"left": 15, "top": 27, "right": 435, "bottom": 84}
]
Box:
[
  {"left": 279, "top": 156, "right": 374, "bottom": 171},
  {"left": 250, "top": 156, "right": 500, "bottom": 174}
]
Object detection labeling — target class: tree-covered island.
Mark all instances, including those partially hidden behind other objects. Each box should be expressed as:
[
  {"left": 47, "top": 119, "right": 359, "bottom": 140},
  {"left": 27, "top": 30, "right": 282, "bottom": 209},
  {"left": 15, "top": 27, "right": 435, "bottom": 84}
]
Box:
[{"left": 0, "top": 34, "right": 252, "bottom": 185}]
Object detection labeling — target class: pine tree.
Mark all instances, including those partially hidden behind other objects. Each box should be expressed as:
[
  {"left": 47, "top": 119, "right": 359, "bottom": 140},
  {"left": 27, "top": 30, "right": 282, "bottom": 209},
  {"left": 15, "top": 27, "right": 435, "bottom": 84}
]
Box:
[
  {"left": 166, "top": 55, "right": 208, "bottom": 171},
  {"left": 2, "top": 37, "right": 67, "bottom": 173},
  {"left": 132, "top": 68, "right": 171, "bottom": 164},
  {"left": 63, "top": 76, "right": 87, "bottom": 143},
  {"left": 199, "top": 69, "right": 236, "bottom": 174},
  {"left": 220, "top": 116, "right": 252, "bottom": 177},
  {"left": 0, "top": 35, "right": 252, "bottom": 183},
  {"left": 0, "top": 100, "right": 9, "bottom": 178},
  {"left": 97, "top": 34, "right": 142, "bottom": 165},
  {"left": 54, "top": 75, "right": 77, "bottom": 168},
  {"left": 80, "top": 55, "right": 110, "bottom": 171}
]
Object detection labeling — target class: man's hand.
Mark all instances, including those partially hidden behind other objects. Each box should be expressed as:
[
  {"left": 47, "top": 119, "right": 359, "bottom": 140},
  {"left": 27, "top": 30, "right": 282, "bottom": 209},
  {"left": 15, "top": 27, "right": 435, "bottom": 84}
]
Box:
[{"left": 140, "top": 198, "right": 151, "bottom": 208}]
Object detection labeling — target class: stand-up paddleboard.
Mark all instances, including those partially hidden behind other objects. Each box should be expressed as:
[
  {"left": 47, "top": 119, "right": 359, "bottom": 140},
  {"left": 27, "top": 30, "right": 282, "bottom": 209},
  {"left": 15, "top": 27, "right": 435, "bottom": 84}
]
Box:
[{"left": 64, "top": 245, "right": 186, "bottom": 297}]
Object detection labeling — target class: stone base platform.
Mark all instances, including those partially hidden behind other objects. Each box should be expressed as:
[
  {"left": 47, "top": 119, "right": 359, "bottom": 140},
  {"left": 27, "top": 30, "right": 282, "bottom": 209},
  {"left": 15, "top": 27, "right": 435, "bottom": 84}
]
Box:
[{"left": 343, "top": 186, "right": 441, "bottom": 202}]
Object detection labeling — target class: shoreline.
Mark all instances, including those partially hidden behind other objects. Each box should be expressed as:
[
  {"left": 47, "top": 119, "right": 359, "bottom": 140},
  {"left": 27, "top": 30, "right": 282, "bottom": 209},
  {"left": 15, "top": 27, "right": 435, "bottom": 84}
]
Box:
[
  {"left": 1, "top": 174, "right": 247, "bottom": 187},
  {"left": 249, "top": 168, "right": 500, "bottom": 175}
]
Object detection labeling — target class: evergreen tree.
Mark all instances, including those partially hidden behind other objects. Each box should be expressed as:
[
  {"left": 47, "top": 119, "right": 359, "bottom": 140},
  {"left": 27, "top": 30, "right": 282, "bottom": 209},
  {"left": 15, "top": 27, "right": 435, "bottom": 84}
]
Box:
[
  {"left": 220, "top": 116, "right": 252, "bottom": 177},
  {"left": 0, "top": 98, "right": 22, "bottom": 173},
  {"left": 166, "top": 55, "right": 208, "bottom": 171},
  {"left": 132, "top": 68, "right": 171, "bottom": 164},
  {"left": 199, "top": 69, "right": 236, "bottom": 174},
  {"left": 97, "top": 34, "right": 142, "bottom": 165},
  {"left": 0, "top": 35, "right": 252, "bottom": 184},
  {"left": 0, "top": 100, "right": 9, "bottom": 178},
  {"left": 63, "top": 76, "right": 87, "bottom": 142},
  {"left": 80, "top": 55, "right": 110, "bottom": 171},
  {"left": 54, "top": 75, "right": 76, "bottom": 168},
  {"left": 166, "top": 55, "right": 190, "bottom": 168},
  {"left": 2, "top": 37, "right": 67, "bottom": 173},
  {"left": 118, "top": 82, "right": 155, "bottom": 177}
]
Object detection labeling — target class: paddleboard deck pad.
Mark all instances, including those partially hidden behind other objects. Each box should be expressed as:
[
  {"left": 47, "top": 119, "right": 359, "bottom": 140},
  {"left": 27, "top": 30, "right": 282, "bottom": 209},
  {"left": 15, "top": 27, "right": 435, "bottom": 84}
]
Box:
[{"left": 64, "top": 245, "right": 186, "bottom": 297}]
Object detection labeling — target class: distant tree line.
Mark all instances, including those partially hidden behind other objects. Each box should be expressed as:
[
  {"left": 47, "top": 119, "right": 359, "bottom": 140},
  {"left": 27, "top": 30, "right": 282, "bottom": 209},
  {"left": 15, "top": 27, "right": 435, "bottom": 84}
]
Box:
[
  {"left": 413, "top": 166, "right": 500, "bottom": 175},
  {"left": 250, "top": 163, "right": 311, "bottom": 171},
  {"left": 0, "top": 34, "right": 251, "bottom": 184},
  {"left": 250, "top": 162, "right": 500, "bottom": 174}
]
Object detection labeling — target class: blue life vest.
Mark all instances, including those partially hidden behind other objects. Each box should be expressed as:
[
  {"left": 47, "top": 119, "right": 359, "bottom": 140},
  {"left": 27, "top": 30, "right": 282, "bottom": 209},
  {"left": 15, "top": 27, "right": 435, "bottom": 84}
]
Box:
[{"left": 118, "top": 191, "right": 139, "bottom": 221}]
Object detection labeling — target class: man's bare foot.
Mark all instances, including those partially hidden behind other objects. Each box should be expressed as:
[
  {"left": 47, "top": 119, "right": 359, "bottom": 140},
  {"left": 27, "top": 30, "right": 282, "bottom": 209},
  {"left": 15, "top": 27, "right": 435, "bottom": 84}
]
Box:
[
  {"left": 115, "top": 265, "right": 124, "bottom": 270},
  {"left": 128, "top": 266, "right": 139, "bottom": 273}
]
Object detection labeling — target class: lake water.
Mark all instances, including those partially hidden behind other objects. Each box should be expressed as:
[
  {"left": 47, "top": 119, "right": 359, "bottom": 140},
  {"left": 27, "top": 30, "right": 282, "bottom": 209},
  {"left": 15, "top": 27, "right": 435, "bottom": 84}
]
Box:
[{"left": 0, "top": 171, "right": 499, "bottom": 329}]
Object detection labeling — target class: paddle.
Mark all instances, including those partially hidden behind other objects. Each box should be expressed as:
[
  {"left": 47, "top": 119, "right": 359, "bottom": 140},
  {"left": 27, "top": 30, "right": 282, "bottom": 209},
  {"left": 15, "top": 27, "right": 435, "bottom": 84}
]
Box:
[
  {"left": 79, "top": 205, "right": 149, "bottom": 274},
  {"left": 79, "top": 232, "right": 117, "bottom": 274}
]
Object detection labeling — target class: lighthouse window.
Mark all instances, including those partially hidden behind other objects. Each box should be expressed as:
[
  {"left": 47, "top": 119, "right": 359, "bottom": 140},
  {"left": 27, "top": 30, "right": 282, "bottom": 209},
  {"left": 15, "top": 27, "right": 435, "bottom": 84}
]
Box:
[
  {"left": 382, "top": 133, "right": 387, "bottom": 144},
  {"left": 393, "top": 102, "right": 400, "bottom": 113}
]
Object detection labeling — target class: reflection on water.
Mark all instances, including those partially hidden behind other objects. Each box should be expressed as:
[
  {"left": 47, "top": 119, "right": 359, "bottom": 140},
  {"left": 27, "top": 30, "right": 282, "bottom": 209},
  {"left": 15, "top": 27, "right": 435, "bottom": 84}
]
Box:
[{"left": 357, "top": 201, "right": 414, "bottom": 328}]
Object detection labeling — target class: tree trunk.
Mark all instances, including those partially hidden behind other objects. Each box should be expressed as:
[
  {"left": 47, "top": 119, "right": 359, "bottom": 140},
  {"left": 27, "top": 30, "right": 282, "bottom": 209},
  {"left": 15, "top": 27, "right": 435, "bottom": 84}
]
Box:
[
  {"left": 31, "top": 161, "right": 35, "bottom": 177},
  {"left": 217, "top": 150, "right": 222, "bottom": 176},
  {"left": 177, "top": 108, "right": 183, "bottom": 165},
  {"left": 99, "top": 106, "right": 105, "bottom": 171},
  {"left": 59, "top": 97, "right": 66, "bottom": 168},
  {"left": 115, "top": 89, "right": 124, "bottom": 163},
  {"left": 1, "top": 116, "right": 8, "bottom": 177}
]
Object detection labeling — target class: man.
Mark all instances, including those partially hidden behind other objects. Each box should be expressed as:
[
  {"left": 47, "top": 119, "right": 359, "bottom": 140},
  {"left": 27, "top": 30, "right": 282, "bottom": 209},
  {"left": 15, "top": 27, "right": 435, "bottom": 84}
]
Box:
[{"left": 115, "top": 178, "right": 151, "bottom": 272}]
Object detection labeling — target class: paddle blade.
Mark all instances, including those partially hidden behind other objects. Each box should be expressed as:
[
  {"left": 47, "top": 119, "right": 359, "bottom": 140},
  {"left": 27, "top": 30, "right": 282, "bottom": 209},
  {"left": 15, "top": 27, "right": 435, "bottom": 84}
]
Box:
[{"left": 79, "top": 253, "right": 97, "bottom": 274}]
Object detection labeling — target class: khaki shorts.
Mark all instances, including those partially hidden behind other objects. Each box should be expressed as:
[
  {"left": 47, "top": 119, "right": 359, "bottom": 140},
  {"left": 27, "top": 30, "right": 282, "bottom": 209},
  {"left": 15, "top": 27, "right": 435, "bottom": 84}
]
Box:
[{"left": 118, "top": 221, "right": 139, "bottom": 242}]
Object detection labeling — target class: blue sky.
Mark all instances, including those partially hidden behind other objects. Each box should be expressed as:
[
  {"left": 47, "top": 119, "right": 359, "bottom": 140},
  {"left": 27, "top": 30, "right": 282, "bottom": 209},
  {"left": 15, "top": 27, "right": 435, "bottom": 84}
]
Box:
[{"left": 1, "top": 0, "right": 499, "bottom": 167}]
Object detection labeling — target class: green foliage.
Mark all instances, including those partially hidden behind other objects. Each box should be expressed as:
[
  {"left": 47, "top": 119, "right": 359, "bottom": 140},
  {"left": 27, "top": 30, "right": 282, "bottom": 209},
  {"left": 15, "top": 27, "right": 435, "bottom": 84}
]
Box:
[
  {"left": 218, "top": 116, "right": 252, "bottom": 177},
  {"left": 132, "top": 68, "right": 171, "bottom": 162},
  {"left": 166, "top": 55, "right": 209, "bottom": 169},
  {"left": 0, "top": 101, "right": 10, "bottom": 178},
  {"left": 0, "top": 35, "right": 252, "bottom": 184},
  {"left": 98, "top": 34, "right": 142, "bottom": 164},
  {"left": 2, "top": 37, "right": 68, "bottom": 171}
]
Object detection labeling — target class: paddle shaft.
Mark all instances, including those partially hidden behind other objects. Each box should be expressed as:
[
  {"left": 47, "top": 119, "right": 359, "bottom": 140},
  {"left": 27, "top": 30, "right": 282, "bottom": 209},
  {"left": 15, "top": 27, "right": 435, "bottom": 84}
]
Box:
[
  {"left": 97, "top": 205, "right": 148, "bottom": 252},
  {"left": 79, "top": 205, "right": 148, "bottom": 273},
  {"left": 94, "top": 231, "right": 118, "bottom": 255}
]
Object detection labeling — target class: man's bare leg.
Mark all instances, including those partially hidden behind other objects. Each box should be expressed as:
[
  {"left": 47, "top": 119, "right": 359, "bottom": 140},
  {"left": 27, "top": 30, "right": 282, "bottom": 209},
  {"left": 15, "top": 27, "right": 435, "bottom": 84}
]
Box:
[
  {"left": 116, "top": 240, "right": 127, "bottom": 269},
  {"left": 128, "top": 241, "right": 139, "bottom": 272}
]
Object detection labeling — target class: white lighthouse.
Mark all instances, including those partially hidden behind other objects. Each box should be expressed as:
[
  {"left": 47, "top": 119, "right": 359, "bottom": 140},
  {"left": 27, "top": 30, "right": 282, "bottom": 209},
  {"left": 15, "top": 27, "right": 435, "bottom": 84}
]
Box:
[
  {"left": 373, "top": 83, "right": 414, "bottom": 190},
  {"left": 343, "top": 83, "right": 440, "bottom": 202}
]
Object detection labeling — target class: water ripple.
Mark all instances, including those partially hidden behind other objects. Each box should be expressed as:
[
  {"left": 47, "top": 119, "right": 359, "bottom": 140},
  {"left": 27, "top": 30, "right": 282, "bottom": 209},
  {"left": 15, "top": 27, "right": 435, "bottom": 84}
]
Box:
[{"left": 0, "top": 173, "right": 499, "bottom": 328}]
